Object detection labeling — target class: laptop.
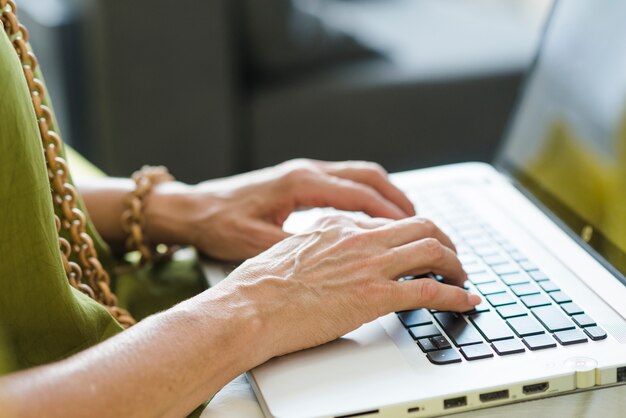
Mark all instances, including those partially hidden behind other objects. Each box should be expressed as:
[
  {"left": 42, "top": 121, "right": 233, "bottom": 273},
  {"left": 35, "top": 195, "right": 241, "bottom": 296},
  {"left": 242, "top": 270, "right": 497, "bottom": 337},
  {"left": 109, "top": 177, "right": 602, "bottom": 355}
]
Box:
[{"left": 241, "top": 2, "right": 626, "bottom": 417}]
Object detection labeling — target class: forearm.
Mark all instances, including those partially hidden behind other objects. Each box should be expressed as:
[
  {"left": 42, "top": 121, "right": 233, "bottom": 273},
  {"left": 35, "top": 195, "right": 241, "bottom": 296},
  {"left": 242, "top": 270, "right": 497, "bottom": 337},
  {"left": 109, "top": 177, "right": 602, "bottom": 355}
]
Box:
[{"left": 0, "top": 285, "right": 267, "bottom": 418}]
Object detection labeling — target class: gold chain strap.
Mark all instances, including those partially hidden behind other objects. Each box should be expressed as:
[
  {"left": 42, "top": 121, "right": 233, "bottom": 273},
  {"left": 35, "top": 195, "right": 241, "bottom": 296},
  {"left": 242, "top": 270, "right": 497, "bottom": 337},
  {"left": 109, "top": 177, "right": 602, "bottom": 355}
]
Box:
[
  {"left": 1, "top": 0, "right": 135, "bottom": 328},
  {"left": 122, "top": 165, "right": 176, "bottom": 265}
]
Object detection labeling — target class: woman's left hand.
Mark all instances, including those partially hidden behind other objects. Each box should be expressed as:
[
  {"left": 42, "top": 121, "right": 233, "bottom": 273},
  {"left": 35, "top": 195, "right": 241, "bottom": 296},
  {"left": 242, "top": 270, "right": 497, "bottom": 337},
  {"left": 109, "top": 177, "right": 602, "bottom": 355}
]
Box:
[{"left": 144, "top": 159, "right": 415, "bottom": 262}]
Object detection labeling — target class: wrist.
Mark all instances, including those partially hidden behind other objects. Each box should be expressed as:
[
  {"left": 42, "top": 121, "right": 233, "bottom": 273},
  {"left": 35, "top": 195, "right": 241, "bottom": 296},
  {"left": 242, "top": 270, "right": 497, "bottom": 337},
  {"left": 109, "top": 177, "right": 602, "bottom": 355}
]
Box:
[{"left": 142, "top": 181, "right": 196, "bottom": 248}]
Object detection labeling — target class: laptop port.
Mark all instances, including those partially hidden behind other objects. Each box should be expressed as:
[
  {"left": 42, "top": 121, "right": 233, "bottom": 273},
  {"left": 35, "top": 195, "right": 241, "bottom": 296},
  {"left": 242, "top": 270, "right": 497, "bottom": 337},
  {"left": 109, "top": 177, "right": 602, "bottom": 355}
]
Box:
[
  {"left": 479, "top": 389, "right": 509, "bottom": 402},
  {"left": 443, "top": 396, "right": 467, "bottom": 409},
  {"left": 523, "top": 382, "right": 549, "bottom": 395},
  {"left": 618, "top": 367, "right": 626, "bottom": 382}
]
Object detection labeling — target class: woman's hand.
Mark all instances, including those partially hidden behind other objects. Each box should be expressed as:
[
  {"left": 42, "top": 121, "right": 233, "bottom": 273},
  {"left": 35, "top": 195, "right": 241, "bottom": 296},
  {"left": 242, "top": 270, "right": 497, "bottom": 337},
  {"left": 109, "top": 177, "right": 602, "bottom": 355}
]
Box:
[
  {"left": 145, "top": 159, "right": 416, "bottom": 261},
  {"left": 217, "top": 215, "right": 480, "bottom": 360}
]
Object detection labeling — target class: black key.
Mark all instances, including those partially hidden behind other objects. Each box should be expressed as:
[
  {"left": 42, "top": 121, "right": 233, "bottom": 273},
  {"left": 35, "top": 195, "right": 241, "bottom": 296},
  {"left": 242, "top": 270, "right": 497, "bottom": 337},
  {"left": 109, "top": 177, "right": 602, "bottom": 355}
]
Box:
[
  {"left": 561, "top": 302, "right": 584, "bottom": 316},
  {"left": 470, "top": 312, "right": 515, "bottom": 342},
  {"left": 483, "top": 254, "right": 509, "bottom": 266},
  {"left": 433, "top": 312, "right": 484, "bottom": 346},
  {"left": 523, "top": 334, "right": 557, "bottom": 351},
  {"left": 572, "top": 314, "right": 596, "bottom": 328},
  {"left": 408, "top": 324, "right": 441, "bottom": 340},
  {"left": 427, "top": 348, "right": 463, "bottom": 365},
  {"left": 519, "top": 260, "right": 538, "bottom": 271},
  {"left": 497, "top": 304, "right": 527, "bottom": 319},
  {"left": 549, "top": 291, "right": 572, "bottom": 304},
  {"left": 532, "top": 305, "right": 575, "bottom": 332},
  {"left": 487, "top": 293, "right": 516, "bottom": 307},
  {"left": 521, "top": 294, "right": 552, "bottom": 308},
  {"left": 584, "top": 326, "right": 607, "bottom": 341},
  {"left": 530, "top": 270, "right": 549, "bottom": 281},
  {"left": 510, "top": 283, "right": 540, "bottom": 297},
  {"left": 397, "top": 309, "right": 433, "bottom": 327},
  {"left": 417, "top": 338, "right": 437, "bottom": 352},
  {"left": 431, "top": 335, "right": 452, "bottom": 349},
  {"left": 469, "top": 272, "right": 497, "bottom": 285},
  {"left": 507, "top": 316, "right": 545, "bottom": 337},
  {"left": 460, "top": 343, "right": 494, "bottom": 361},
  {"left": 463, "top": 300, "right": 491, "bottom": 314},
  {"left": 492, "top": 264, "right": 519, "bottom": 275},
  {"left": 539, "top": 280, "right": 560, "bottom": 293},
  {"left": 476, "top": 282, "right": 507, "bottom": 296},
  {"left": 491, "top": 338, "right": 526, "bottom": 355},
  {"left": 500, "top": 272, "right": 530, "bottom": 286},
  {"left": 554, "top": 329, "right": 588, "bottom": 346}
]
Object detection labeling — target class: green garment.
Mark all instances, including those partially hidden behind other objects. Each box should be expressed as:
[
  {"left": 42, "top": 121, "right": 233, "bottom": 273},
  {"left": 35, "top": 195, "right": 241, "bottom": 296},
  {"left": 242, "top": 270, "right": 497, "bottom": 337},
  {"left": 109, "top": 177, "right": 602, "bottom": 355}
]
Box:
[{"left": 0, "top": 26, "right": 124, "bottom": 372}]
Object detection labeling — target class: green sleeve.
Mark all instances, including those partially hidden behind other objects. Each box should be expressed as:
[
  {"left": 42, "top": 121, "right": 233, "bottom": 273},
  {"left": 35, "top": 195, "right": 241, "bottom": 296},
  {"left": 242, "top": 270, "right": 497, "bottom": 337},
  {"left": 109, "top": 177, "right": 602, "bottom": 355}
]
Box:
[{"left": 0, "top": 29, "right": 122, "bottom": 373}]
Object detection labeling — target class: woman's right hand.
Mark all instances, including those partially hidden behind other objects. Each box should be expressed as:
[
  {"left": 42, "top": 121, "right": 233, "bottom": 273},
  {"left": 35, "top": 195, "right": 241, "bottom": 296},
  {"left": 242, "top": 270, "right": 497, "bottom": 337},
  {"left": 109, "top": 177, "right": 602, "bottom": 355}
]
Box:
[{"left": 217, "top": 215, "right": 481, "bottom": 361}]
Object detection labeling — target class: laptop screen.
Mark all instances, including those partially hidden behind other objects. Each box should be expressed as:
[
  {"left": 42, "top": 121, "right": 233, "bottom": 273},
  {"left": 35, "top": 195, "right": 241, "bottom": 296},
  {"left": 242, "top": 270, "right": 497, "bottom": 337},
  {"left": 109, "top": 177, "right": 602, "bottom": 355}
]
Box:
[{"left": 497, "top": 0, "right": 626, "bottom": 281}]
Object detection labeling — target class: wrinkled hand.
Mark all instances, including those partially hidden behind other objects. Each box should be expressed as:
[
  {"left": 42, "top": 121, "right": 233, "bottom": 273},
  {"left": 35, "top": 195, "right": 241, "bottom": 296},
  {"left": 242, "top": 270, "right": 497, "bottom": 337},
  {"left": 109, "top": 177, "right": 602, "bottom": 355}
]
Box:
[
  {"left": 219, "top": 215, "right": 480, "bottom": 359},
  {"left": 146, "top": 159, "right": 415, "bottom": 261}
]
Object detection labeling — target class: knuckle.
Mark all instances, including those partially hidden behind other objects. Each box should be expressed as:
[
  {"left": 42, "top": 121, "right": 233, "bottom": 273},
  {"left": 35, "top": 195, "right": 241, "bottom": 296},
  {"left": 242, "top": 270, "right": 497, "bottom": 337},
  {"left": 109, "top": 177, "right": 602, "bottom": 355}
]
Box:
[
  {"left": 417, "top": 218, "right": 438, "bottom": 235},
  {"left": 421, "top": 237, "right": 445, "bottom": 261},
  {"left": 366, "top": 162, "right": 388, "bottom": 177},
  {"left": 416, "top": 280, "right": 439, "bottom": 303}
]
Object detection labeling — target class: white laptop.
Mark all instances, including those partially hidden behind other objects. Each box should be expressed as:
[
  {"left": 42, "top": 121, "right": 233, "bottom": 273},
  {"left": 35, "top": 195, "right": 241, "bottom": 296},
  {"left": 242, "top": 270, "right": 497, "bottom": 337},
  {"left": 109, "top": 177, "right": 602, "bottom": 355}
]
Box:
[{"left": 238, "top": 2, "right": 626, "bottom": 417}]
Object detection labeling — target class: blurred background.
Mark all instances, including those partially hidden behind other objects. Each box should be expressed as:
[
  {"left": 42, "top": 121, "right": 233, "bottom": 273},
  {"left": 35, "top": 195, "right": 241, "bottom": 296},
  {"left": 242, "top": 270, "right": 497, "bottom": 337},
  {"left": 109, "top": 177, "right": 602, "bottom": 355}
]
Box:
[{"left": 19, "top": 0, "right": 552, "bottom": 183}]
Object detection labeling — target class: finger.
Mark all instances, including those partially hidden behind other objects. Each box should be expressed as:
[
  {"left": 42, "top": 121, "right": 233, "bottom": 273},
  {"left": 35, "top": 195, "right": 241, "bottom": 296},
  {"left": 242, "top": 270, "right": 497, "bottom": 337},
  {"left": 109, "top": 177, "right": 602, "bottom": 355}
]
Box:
[
  {"left": 248, "top": 220, "right": 291, "bottom": 250},
  {"left": 324, "top": 163, "right": 416, "bottom": 217},
  {"left": 353, "top": 217, "right": 392, "bottom": 230},
  {"left": 385, "top": 238, "right": 467, "bottom": 287},
  {"left": 375, "top": 217, "right": 456, "bottom": 252},
  {"left": 296, "top": 174, "right": 407, "bottom": 220},
  {"left": 388, "top": 279, "right": 481, "bottom": 312}
]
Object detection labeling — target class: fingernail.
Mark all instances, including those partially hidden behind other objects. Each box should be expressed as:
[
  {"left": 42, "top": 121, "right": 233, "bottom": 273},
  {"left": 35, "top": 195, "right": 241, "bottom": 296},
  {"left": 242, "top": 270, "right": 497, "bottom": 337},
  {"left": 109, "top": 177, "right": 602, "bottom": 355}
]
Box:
[{"left": 468, "top": 293, "right": 482, "bottom": 306}]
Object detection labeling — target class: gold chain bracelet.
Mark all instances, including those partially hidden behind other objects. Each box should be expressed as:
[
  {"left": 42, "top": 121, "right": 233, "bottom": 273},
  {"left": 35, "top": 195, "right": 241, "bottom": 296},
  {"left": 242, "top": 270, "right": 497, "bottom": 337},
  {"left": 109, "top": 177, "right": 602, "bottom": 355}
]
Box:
[{"left": 122, "top": 165, "right": 176, "bottom": 265}]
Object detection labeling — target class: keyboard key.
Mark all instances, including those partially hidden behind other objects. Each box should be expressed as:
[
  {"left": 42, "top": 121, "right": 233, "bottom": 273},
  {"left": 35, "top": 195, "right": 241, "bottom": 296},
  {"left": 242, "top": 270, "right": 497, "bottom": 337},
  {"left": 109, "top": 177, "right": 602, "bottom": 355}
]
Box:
[
  {"left": 539, "top": 280, "right": 560, "bottom": 293},
  {"left": 521, "top": 294, "right": 552, "bottom": 308},
  {"left": 397, "top": 309, "right": 433, "bottom": 327},
  {"left": 433, "top": 312, "right": 484, "bottom": 346},
  {"left": 497, "top": 304, "right": 527, "bottom": 319},
  {"left": 475, "top": 246, "right": 500, "bottom": 257},
  {"left": 572, "top": 314, "right": 596, "bottom": 328},
  {"left": 523, "top": 334, "right": 557, "bottom": 351},
  {"left": 459, "top": 254, "right": 479, "bottom": 265},
  {"left": 483, "top": 254, "right": 509, "bottom": 266},
  {"left": 584, "top": 326, "right": 607, "bottom": 341},
  {"left": 427, "top": 348, "right": 463, "bottom": 365},
  {"left": 492, "top": 264, "right": 519, "bottom": 275},
  {"left": 460, "top": 343, "right": 494, "bottom": 361},
  {"left": 491, "top": 339, "right": 526, "bottom": 356},
  {"left": 549, "top": 291, "right": 572, "bottom": 304},
  {"left": 530, "top": 270, "right": 549, "bottom": 281},
  {"left": 507, "top": 316, "right": 545, "bottom": 337},
  {"left": 501, "top": 242, "right": 518, "bottom": 252},
  {"left": 519, "top": 260, "right": 538, "bottom": 271},
  {"left": 408, "top": 324, "right": 441, "bottom": 340},
  {"left": 431, "top": 335, "right": 452, "bottom": 349},
  {"left": 500, "top": 272, "right": 531, "bottom": 286},
  {"left": 469, "top": 272, "right": 497, "bottom": 285},
  {"left": 554, "top": 329, "right": 588, "bottom": 346},
  {"left": 487, "top": 293, "right": 516, "bottom": 307},
  {"left": 510, "top": 283, "right": 540, "bottom": 297},
  {"left": 417, "top": 338, "right": 437, "bottom": 352},
  {"left": 469, "top": 312, "right": 515, "bottom": 342},
  {"left": 531, "top": 305, "right": 575, "bottom": 332},
  {"left": 463, "top": 300, "right": 491, "bottom": 314},
  {"left": 561, "top": 302, "right": 584, "bottom": 316},
  {"left": 476, "top": 282, "right": 507, "bottom": 296},
  {"left": 509, "top": 251, "right": 527, "bottom": 262},
  {"left": 465, "top": 264, "right": 487, "bottom": 275}
]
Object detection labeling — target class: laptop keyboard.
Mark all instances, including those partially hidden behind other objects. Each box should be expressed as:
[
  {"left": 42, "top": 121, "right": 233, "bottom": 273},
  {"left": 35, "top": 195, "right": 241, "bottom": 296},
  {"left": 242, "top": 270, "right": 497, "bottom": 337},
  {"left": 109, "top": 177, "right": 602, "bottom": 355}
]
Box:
[{"left": 395, "top": 191, "right": 607, "bottom": 365}]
